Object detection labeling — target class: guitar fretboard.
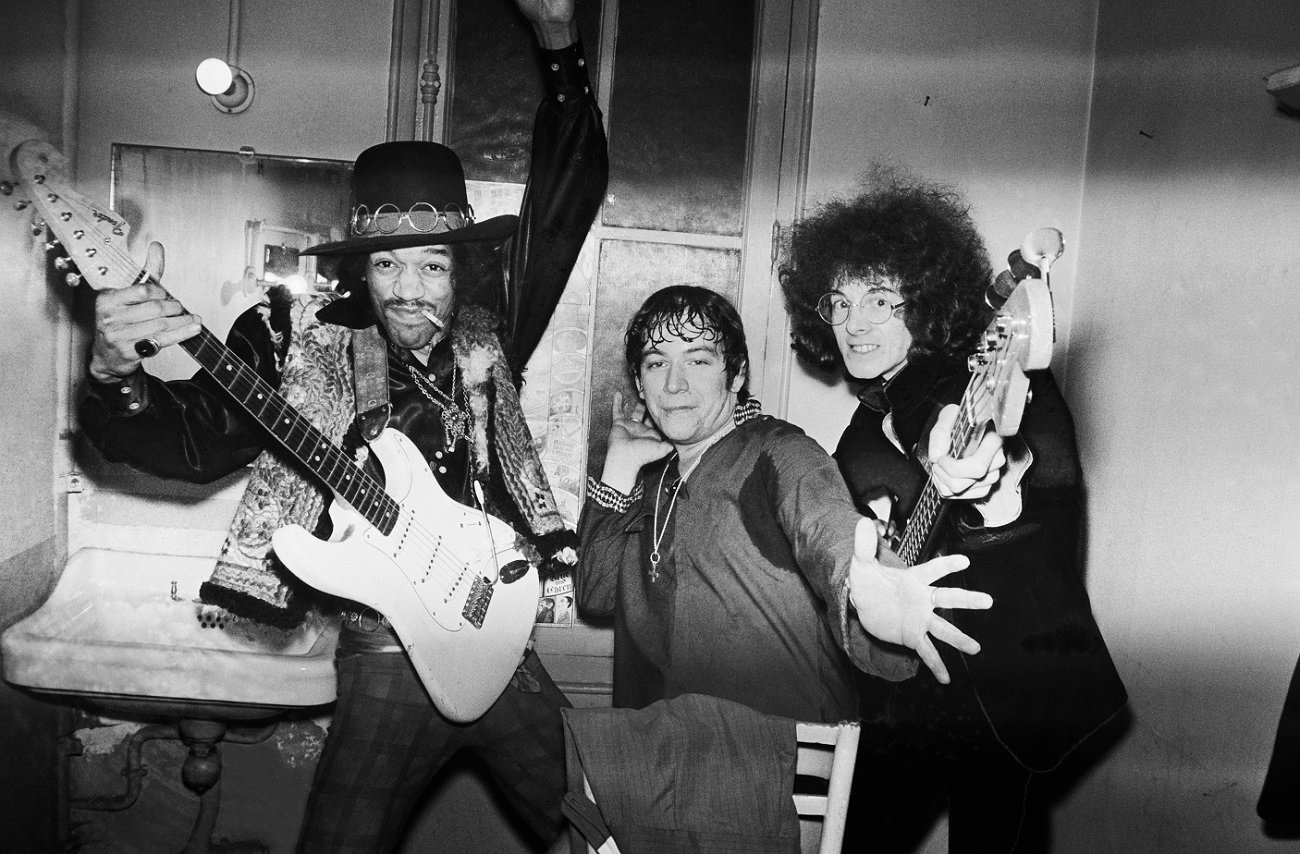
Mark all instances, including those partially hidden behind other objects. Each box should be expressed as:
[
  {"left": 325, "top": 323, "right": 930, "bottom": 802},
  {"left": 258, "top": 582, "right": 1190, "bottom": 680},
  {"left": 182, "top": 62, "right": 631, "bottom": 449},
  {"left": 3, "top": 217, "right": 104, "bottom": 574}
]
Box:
[
  {"left": 895, "top": 380, "right": 982, "bottom": 566},
  {"left": 18, "top": 146, "right": 401, "bottom": 537},
  {"left": 179, "top": 323, "right": 399, "bottom": 536}
]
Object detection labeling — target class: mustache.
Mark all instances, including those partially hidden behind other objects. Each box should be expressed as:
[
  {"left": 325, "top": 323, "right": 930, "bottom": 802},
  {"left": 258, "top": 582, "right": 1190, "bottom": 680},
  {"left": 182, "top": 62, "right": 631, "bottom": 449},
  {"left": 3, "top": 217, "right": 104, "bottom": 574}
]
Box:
[{"left": 381, "top": 298, "right": 438, "bottom": 311}]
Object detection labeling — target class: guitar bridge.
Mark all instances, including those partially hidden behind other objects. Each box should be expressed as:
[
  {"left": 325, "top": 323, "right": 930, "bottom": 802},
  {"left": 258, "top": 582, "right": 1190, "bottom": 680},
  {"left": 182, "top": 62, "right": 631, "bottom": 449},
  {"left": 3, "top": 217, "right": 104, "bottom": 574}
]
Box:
[{"left": 462, "top": 576, "right": 493, "bottom": 628}]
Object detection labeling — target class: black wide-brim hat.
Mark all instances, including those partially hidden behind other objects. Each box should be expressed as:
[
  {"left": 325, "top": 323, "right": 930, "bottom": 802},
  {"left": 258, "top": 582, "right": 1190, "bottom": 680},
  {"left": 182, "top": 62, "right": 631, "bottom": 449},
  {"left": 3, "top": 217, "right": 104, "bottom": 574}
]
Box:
[{"left": 302, "top": 141, "right": 518, "bottom": 256}]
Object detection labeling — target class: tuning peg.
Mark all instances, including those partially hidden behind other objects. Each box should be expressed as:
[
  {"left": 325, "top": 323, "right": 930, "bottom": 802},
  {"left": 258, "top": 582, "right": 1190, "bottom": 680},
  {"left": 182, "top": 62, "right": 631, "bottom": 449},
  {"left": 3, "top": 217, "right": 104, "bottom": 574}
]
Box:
[
  {"left": 1020, "top": 228, "right": 1065, "bottom": 278},
  {"left": 30, "top": 220, "right": 46, "bottom": 236},
  {"left": 64, "top": 273, "right": 82, "bottom": 287},
  {"left": 14, "top": 199, "right": 29, "bottom": 211},
  {"left": 44, "top": 239, "right": 61, "bottom": 251},
  {"left": 32, "top": 174, "right": 46, "bottom": 185},
  {"left": 54, "top": 256, "right": 70, "bottom": 271}
]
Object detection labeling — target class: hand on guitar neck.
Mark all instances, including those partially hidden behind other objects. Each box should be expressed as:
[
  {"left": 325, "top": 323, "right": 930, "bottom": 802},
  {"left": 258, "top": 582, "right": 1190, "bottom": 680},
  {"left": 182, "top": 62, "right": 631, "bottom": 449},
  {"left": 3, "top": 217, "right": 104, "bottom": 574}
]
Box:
[
  {"left": 88, "top": 242, "right": 201, "bottom": 384},
  {"left": 925, "top": 403, "right": 1007, "bottom": 501}
]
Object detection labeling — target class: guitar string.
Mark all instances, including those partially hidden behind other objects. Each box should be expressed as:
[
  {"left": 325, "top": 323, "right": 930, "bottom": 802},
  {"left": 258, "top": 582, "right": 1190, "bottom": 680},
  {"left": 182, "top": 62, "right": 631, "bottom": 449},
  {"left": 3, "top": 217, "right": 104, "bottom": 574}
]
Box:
[
  {"left": 897, "top": 370, "right": 996, "bottom": 565},
  {"left": 186, "top": 313, "right": 481, "bottom": 591},
  {"left": 190, "top": 327, "right": 495, "bottom": 590},
  {"left": 203, "top": 328, "right": 491, "bottom": 591},
  {"left": 79, "top": 229, "right": 491, "bottom": 593}
]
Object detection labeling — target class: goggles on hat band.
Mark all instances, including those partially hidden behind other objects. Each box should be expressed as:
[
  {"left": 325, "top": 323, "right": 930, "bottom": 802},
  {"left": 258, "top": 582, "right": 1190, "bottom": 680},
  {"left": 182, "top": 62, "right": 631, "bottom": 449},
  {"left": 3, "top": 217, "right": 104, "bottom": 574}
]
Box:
[{"left": 350, "top": 202, "right": 477, "bottom": 236}]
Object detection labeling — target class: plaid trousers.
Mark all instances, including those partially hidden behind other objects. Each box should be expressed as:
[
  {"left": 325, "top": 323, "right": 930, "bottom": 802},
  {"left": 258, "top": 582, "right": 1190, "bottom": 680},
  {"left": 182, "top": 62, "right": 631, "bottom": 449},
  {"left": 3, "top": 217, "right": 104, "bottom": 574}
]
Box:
[{"left": 297, "top": 648, "right": 570, "bottom": 853}]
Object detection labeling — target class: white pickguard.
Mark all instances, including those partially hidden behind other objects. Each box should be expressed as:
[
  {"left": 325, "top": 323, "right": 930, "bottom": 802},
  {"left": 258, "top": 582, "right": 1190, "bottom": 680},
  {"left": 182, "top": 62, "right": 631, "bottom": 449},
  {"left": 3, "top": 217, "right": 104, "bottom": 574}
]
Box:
[{"left": 272, "top": 429, "right": 540, "bottom": 723}]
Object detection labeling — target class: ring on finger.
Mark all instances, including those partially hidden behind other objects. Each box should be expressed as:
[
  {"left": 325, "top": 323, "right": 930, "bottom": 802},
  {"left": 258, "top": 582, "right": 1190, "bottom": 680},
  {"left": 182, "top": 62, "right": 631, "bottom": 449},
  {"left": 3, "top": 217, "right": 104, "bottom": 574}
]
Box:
[{"left": 134, "top": 337, "right": 161, "bottom": 358}]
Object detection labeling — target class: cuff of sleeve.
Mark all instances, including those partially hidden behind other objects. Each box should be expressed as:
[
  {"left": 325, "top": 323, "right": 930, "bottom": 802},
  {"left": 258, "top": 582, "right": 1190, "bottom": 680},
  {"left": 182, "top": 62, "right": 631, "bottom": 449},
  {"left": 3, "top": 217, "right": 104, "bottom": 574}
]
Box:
[
  {"left": 585, "top": 475, "right": 641, "bottom": 513},
  {"left": 540, "top": 41, "right": 592, "bottom": 106},
  {"left": 838, "top": 549, "right": 920, "bottom": 682},
  {"left": 86, "top": 369, "right": 150, "bottom": 417},
  {"left": 535, "top": 529, "right": 579, "bottom": 561}
]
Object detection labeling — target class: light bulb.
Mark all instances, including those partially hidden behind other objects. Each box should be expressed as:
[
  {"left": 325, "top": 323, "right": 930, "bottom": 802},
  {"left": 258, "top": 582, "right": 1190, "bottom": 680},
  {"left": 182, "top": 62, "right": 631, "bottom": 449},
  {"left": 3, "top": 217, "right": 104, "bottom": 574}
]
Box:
[{"left": 196, "top": 58, "right": 234, "bottom": 96}]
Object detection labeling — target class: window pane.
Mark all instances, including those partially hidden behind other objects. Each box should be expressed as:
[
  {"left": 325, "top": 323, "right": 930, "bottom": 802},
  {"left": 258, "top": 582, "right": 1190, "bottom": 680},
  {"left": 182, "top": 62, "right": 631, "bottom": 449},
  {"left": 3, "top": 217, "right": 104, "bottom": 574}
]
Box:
[{"left": 604, "top": 0, "right": 755, "bottom": 236}]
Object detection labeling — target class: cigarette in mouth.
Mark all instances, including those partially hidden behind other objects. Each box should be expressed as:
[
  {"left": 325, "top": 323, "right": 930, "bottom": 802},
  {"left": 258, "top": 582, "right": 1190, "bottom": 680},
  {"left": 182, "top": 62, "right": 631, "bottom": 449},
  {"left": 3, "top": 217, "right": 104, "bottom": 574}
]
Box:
[{"left": 421, "top": 309, "right": 444, "bottom": 328}]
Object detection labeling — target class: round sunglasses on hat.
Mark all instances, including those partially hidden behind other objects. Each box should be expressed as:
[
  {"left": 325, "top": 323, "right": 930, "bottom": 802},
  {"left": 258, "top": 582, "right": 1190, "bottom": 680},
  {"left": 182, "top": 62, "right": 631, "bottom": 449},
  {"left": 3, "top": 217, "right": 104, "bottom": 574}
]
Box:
[{"left": 303, "top": 141, "right": 517, "bottom": 257}]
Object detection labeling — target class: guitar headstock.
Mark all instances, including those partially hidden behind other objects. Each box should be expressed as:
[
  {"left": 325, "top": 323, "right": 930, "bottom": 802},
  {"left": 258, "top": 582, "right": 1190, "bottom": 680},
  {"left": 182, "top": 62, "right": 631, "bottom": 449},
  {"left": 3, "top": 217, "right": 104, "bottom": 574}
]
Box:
[
  {"left": 967, "top": 276, "right": 1055, "bottom": 437},
  {"left": 10, "top": 139, "right": 139, "bottom": 291}
]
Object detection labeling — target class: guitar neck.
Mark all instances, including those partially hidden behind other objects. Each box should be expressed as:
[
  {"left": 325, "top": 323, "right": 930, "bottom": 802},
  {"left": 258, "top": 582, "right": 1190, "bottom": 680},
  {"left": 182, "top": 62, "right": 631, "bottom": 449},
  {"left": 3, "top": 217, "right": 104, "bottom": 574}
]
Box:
[
  {"left": 178, "top": 321, "right": 399, "bottom": 535},
  {"left": 15, "top": 139, "right": 398, "bottom": 538},
  {"left": 895, "top": 378, "right": 982, "bottom": 566}
]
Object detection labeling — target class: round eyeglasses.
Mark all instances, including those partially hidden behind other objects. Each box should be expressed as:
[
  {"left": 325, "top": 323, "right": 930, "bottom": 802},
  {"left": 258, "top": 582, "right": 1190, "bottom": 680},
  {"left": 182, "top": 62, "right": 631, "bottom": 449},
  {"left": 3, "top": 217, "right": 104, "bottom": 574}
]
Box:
[
  {"left": 350, "top": 202, "right": 476, "bottom": 236},
  {"left": 815, "top": 292, "right": 908, "bottom": 326}
]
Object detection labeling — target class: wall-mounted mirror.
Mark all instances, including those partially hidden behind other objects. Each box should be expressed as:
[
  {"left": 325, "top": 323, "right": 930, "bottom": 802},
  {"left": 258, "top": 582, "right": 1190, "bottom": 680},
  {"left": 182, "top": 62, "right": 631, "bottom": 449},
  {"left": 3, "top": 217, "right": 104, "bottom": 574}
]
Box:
[{"left": 108, "top": 144, "right": 354, "bottom": 382}]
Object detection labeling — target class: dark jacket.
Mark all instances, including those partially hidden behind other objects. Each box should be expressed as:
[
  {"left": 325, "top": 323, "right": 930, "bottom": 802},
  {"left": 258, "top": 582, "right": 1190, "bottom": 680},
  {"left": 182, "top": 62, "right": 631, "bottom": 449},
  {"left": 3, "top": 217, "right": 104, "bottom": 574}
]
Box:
[{"left": 837, "top": 356, "right": 1127, "bottom": 771}]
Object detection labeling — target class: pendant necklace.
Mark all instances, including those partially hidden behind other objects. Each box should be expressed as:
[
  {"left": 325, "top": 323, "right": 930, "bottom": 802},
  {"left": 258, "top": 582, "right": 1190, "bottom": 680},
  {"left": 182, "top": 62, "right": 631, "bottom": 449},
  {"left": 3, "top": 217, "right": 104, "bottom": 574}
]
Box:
[
  {"left": 406, "top": 363, "right": 472, "bottom": 451},
  {"left": 648, "top": 459, "right": 681, "bottom": 582},
  {"left": 647, "top": 422, "right": 736, "bottom": 582}
]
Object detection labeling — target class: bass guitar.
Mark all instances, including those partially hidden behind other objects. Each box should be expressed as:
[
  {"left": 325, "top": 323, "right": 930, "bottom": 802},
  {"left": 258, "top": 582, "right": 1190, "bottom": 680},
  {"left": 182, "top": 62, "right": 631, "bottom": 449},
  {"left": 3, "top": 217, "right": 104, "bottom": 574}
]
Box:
[
  {"left": 12, "top": 139, "right": 538, "bottom": 723},
  {"left": 893, "top": 229, "right": 1061, "bottom": 566}
]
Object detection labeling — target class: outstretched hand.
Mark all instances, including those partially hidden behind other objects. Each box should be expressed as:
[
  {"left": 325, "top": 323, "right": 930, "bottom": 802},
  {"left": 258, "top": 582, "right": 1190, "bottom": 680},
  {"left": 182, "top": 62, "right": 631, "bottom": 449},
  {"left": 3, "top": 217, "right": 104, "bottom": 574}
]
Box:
[
  {"left": 928, "top": 403, "right": 1007, "bottom": 501},
  {"left": 598, "top": 391, "right": 673, "bottom": 494},
  {"left": 847, "top": 518, "right": 993, "bottom": 683}
]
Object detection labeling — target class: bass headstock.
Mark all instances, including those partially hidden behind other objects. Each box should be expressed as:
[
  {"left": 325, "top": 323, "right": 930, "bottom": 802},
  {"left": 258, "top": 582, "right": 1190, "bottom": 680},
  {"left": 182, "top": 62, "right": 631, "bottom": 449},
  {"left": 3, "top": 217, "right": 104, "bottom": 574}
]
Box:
[{"left": 967, "top": 230, "right": 1059, "bottom": 437}]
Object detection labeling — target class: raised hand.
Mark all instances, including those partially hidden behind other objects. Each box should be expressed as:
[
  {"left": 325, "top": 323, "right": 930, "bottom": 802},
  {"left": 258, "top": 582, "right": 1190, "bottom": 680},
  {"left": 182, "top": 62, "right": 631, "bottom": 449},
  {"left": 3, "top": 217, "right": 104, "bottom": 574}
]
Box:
[
  {"left": 847, "top": 518, "right": 993, "bottom": 683},
  {"left": 87, "top": 242, "right": 201, "bottom": 383},
  {"left": 598, "top": 390, "right": 673, "bottom": 494},
  {"left": 514, "top": 0, "right": 578, "bottom": 49}
]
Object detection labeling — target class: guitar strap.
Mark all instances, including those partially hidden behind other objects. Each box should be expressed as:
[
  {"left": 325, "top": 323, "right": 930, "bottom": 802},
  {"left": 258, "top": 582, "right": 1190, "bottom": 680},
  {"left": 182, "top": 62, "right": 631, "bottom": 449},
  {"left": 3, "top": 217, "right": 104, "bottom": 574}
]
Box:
[{"left": 351, "top": 323, "right": 390, "bottom": 442}]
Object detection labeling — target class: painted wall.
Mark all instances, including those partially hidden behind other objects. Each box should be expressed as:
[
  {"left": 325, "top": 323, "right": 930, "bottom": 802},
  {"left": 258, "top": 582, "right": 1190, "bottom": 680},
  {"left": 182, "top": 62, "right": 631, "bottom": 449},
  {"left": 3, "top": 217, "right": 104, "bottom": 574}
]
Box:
[
  {"left": 1, "top": 0, "right": 69, "bottom": 629},
  {"left": 0, "top": 3, "right": 76, "bottom": 848},
  {"left": 790, "top": 0, "right": 1098, "bottom": 449},
  {"left": 73, "top": 0, "right": 392, "bottom": 202},
  {"left": 791, "top": 0, "right": 1300, "bottom": 851},
  {"left": 1061, "top": 2, "right": 1300, "bottom": 851}
]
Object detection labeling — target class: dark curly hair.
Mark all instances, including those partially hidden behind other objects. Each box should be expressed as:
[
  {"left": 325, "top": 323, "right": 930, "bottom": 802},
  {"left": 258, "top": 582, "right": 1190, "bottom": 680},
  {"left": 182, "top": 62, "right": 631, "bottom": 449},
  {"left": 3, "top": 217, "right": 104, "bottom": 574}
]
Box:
[
  {"left": 624, "top": 285, "right": 751, "bottom": 401},
  {"left": 778, "top": 166, "right": 993, "bottom": 375}
]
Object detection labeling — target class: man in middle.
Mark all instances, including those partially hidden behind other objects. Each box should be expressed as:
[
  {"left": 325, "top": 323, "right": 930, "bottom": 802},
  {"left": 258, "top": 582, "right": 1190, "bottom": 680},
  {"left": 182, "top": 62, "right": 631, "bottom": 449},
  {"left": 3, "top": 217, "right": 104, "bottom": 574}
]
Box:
[{"left": 576, "top": 285, "right": 1001, "bottom": 722}]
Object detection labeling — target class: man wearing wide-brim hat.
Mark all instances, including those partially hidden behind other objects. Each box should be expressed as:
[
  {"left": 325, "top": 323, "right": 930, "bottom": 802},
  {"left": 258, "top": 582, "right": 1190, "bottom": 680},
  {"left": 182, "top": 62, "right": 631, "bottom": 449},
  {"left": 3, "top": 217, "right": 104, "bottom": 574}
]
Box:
[{"left": 78, "top": 0, "right": 606, "bottom": 850}]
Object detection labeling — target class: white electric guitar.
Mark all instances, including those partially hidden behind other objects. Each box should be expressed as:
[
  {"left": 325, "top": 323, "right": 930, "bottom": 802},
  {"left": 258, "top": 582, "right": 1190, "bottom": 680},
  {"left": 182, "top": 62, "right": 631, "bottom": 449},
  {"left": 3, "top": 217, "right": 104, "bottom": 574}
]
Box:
[
  {"left": 893, "top": 230, "right": 1060, "bottom": 566},
  {"left": 12, "top": 139, "right": 538, "bottom": 723}
]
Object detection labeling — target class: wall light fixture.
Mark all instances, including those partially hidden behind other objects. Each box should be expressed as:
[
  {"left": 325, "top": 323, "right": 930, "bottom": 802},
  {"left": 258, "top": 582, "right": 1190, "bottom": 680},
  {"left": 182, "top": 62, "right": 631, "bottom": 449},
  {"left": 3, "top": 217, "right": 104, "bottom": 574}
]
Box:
[{"left": 195, "top": 0, "right": 254, "bottom": 114}]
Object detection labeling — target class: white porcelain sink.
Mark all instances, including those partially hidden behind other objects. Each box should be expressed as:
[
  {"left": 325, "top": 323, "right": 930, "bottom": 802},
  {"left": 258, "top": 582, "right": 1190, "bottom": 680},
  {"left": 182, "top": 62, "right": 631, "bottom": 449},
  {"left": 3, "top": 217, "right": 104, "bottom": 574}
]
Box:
[{"left": 2, "top": 548, "right": 339, "bottom": 720}]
